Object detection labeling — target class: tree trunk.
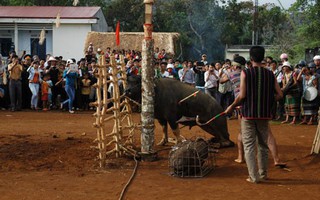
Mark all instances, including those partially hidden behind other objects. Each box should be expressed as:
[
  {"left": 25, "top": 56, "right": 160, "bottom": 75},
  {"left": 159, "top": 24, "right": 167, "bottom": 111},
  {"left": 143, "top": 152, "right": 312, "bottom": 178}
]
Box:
[{"left": 141, "top": 39, "right": 155, "bottom": 155}]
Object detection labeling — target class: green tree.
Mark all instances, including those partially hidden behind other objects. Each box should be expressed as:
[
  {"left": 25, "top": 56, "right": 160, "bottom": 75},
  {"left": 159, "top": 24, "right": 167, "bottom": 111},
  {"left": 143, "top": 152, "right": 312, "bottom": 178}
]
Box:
[
  {"left": 104, "top": 0, "right": 144, "bottom": 32},
  {"left": 288, "top": 0, "right": 320, "bottom": 62}
]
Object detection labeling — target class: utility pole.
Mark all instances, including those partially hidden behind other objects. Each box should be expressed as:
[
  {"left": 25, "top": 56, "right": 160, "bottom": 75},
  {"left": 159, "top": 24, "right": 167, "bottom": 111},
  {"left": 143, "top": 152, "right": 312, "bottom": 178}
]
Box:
[
  {"left": 252, "top": 0, "right": 258, "bottom": 45},
  {"left": 140, "top": 0, "right": 157, "bottom": 160}
]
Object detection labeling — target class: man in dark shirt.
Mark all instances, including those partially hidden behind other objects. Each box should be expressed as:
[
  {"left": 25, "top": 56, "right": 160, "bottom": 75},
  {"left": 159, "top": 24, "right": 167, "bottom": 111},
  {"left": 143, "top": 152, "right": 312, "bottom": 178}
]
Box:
[
  {"left": 46, "top": 56, "right": 60, "bottom": 109},
  {"left": 225, "top": 46, "right": 283, "bottom": 183},
  {"left": 193, "top": 61, "right": 205, "bottom": 91}
]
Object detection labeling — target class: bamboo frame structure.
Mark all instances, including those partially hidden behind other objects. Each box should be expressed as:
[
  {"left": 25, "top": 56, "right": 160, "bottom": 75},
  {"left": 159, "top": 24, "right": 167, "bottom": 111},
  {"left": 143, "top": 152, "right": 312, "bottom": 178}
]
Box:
[
  {"left": 92, "top": 54, "right": 138, "bottom": 168},
  {"left": 311, "top": 112, "right": 320, "bottom": 154}
]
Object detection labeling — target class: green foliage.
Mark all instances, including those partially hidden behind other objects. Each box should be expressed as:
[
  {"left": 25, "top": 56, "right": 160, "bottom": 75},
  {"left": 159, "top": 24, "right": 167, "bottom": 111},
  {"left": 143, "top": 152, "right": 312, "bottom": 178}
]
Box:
[{"left": 2, "top": 0, "right": 319, "bottom": 62}]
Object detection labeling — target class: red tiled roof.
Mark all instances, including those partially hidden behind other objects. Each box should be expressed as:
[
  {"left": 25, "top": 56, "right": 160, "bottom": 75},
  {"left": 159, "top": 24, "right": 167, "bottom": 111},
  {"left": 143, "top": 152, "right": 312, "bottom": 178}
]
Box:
[{"left": 0, "top": 6, "right": 101, "bottom": 19}]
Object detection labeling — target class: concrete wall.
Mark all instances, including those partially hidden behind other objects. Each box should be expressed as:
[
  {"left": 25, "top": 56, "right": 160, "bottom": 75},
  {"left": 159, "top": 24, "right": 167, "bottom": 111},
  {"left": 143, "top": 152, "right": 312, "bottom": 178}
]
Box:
[
  {"left": 53, "top": 24, "right": 91, "bottom": 61},
  {"left": 225, "top": 45, "right": 273, "bottom": 61},
  {"left": 17, "top": 30, "right": 53, "bottom": 57},
  {"left": 92, "top": 9, "right": 108, "bottom": 32},
  {"left": 0, "top": 29, "right": 53, "bottom": 57}
]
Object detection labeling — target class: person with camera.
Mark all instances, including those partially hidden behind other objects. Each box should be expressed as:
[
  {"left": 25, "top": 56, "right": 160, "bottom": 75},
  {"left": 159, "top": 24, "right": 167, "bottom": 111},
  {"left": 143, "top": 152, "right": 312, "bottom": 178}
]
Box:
[
  {"left": 204, "top": 63, "right": 219, "bottom": 99},
  {"left": 218, "top": 61, "right": 233, "bottom": 117},
  {"left": 46, "top": 56, "right": 60, "bottom": 109},
  {"left": 60, "top": 59, "right": 79, "bottom": 114},
  {"left": 27, "top": 61, "right": 42, "bottom": 110},
  {"left": 8, "top": 55, "right": 23, "bottom": 111},
  {"left": 180, "top": 61, "right": 195, "bottom": 85},
  {"left": 297, "top": 64, "right": 318, "bottom": 125},
  {"left": 280, "top": 62, "right": 301, "bottom": 124},
  {"left": 193, "top": 61, "right": 206, "bottom": 91}
]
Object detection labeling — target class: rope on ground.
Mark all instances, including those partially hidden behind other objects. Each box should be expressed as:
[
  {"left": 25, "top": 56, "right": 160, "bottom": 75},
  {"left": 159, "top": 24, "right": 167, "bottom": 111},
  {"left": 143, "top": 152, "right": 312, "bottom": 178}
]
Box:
[{"left": 119, "top": 155, "right": 139, "bottom": 200}]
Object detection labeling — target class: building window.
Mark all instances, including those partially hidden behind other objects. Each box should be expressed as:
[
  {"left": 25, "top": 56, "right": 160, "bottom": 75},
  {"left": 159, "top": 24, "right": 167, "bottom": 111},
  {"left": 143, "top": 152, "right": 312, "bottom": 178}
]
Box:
[
  {"left": 31, "top": 38, "right": 46, "bottom": 60},
  {"left": 0, "top": 38, "right": 13, "bottom": 57}
]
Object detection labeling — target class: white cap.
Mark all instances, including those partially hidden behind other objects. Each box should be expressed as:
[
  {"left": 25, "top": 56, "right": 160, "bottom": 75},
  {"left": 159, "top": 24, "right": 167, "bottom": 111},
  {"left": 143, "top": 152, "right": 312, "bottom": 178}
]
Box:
[
  {"left": 48, "top": 56, "right": 57, "bottom": 62},
  {"left": 280, "top": 53, "right": 288, "bottom": 59},
  {"left": 282, "top": 61, "right": 291, "bottom": 67},
  {"left": 67, "top": 59, "right": 74, "bottom": 64},
  {"left": 313, "top": 55, "right": 320, "bottom": 61},
  {"left": 166, "top": 63, "right": 174, "bottom": 69},
  {"left": 97, "top": 48, "right": 101, "bottom": 52}
]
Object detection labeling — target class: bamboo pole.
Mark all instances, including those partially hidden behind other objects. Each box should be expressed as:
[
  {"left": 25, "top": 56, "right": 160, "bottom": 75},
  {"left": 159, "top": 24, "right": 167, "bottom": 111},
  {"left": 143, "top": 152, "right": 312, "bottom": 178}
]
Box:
[
  {"left": 311, "top": 115, "right": 320, "bottom": 154},
  {"left": 92, "top": 45, "right": 138, "bottom": 165},
  {"left": 95, "top": 63, "right": 105, "bottom": 167},
  {"left": 119, "top": 55, "right": 136, "bottom": 145}
]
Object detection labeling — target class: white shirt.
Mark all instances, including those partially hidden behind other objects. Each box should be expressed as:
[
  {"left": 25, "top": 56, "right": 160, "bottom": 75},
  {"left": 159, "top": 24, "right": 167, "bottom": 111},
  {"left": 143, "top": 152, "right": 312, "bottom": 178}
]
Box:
[
  {"left": 271, "top": 68, "right": 283, "bottom": 84},
  {"left": 204, "top": 70, "right": 219, "bottom": 88},
  {"left": 161, "top": 71, "right": 170, "bottom": 78}
]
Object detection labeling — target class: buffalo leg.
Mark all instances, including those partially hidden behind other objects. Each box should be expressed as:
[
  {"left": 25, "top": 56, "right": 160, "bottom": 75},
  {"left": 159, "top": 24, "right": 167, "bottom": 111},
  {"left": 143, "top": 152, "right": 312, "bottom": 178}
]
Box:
[
  {"left": 157, "top": 119, "right": 168, "bottom": 146},
  {"left": 172, "top": 127, "right": 185, "bottom": 144},
  {"left": 168, "top": 121, "right": 185, "bottom": 144}
]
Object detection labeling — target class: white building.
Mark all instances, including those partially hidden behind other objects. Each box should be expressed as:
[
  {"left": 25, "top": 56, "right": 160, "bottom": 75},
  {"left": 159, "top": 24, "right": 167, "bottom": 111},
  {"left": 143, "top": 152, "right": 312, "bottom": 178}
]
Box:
[
  {"left": 225, "top": 45, "right": 273, "bottom": 60},
  {"left": 0, "top": 6, "right": 108, "bottom": 60}
]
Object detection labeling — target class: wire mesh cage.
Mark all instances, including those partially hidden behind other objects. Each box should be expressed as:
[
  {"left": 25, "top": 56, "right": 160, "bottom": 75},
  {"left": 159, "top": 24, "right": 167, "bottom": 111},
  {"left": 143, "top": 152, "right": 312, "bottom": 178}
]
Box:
[{"left": 169, "top": 137, "right": 215, "bottom": 178}]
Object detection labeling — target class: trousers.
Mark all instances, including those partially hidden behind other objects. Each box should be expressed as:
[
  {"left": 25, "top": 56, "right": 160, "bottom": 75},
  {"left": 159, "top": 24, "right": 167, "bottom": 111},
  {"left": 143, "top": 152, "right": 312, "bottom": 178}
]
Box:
[
  {"left": 29, "top": 83, "right": 39, "bottom": 108},
  {"left": 241, "top": 119, "right": 269, "bottom": 182},
  {"left": 62, "top": 85, "right": 75, "bottom": 111},
  {"left": 9, "top": 79, "right": 22, "bottom": 110}
]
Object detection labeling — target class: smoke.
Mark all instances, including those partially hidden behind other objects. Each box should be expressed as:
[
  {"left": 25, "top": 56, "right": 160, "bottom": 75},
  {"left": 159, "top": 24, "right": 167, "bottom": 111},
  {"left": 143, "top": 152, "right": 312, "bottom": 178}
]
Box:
[
  {"left": 154, "top": 0, "right": 226, "bottom": 62},
  {"left": 183, "top": 0, "right": 226, "bottom": 61}
]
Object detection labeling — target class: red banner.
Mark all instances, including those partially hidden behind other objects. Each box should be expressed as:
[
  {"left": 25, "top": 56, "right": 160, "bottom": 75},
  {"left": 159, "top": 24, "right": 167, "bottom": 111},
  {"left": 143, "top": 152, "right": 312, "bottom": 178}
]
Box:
[{"left": 116, "top": 21, "right": 120, "bottom": 46}]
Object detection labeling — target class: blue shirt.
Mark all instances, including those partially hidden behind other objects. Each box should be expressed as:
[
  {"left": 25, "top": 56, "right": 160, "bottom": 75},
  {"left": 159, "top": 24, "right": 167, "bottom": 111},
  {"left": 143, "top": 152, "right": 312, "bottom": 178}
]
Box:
[{"left": 63, "top": 70, "right": 78, "bottom": 87}]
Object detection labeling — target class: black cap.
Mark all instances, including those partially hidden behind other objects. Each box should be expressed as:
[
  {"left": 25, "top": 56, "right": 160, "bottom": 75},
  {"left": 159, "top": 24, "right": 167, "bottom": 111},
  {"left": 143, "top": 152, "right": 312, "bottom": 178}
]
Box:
[{"left": 233, "top": 56, "right": 246, "bottom": 66}]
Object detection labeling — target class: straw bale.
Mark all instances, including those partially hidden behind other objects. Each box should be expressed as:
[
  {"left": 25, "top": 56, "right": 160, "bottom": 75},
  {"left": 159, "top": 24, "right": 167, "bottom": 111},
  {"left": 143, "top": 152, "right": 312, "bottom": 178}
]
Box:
[{"left": 84, "top": 32, "right": 180, "bottom": 55}]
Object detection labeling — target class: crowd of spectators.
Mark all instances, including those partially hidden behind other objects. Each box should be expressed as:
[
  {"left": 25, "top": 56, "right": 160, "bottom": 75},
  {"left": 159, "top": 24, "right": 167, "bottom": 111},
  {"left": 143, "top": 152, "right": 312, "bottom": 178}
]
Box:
[{"left": 1, "top": 45, "right": 320, "bottom": 124}]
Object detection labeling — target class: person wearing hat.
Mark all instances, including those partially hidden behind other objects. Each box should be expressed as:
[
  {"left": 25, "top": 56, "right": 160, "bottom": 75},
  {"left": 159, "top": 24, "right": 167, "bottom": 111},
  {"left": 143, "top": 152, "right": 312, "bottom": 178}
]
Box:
[
  {"left": 280, "top": 53, "right": 289, "bottom": 62},
  {"left": 95, "top": 48, "right": 103, "bottom": 62},
  {"left": 166, "top": 63, "right": 178, "bottom": 79},
  {"left": 313, "top": 55, "right": 320, "bottom": 75},
  {"left": 281, "top": 61, "right": 301, "bottom": 124},
  {"left": 297, "top": 64, "right": 319, "bottom": 125},
  {"left": 220, "top": 56, "right": 245, "bottom": 162},
  {"left": 220, "top": 56, "right": 246, "bottom": 97},
  {"left": 60, "top": 59, "right": 79, "bottom": 114},
  {"left": 201, "top": 54, "right": 208, "bottom": 65},
  {"left": 46, "top": 56, "right": 60, "bottom": 109}
]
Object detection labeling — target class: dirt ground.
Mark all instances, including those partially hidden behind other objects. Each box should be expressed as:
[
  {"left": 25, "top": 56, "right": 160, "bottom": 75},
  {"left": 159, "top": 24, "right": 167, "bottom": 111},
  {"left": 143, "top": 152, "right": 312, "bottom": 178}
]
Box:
[{"left": 0, "top": 111, "right": 320, "bottom": 200}]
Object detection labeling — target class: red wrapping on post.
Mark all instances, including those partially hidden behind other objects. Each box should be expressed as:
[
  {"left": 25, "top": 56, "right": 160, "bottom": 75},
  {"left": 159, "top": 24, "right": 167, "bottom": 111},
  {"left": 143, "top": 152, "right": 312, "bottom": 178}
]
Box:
[{"left": 115, "top": 21, "right": 120, "bottom": 46}]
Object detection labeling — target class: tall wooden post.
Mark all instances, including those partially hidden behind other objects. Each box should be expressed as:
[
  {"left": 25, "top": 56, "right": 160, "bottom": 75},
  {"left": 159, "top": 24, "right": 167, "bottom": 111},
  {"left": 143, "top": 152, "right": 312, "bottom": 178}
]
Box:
[{"left": 141, "top": 0, "right": 157, "bottom": 159}]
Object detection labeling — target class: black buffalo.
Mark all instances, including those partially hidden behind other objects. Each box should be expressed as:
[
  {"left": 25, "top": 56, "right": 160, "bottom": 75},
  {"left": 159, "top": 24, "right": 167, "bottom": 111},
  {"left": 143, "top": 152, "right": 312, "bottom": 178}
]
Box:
[{"left": 125, "top": 75, "right": 234, "bottom": 147}]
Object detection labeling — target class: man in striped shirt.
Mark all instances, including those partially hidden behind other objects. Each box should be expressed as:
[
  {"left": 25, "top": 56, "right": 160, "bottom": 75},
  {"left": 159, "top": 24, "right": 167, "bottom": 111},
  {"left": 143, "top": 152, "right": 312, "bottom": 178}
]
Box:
[{"left": 225, "top": 46, "right": 283, "bottom": 183}]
